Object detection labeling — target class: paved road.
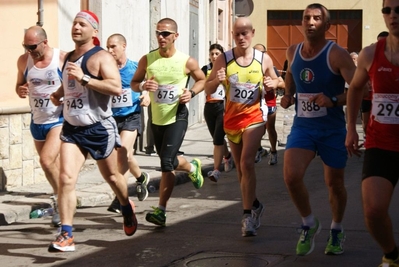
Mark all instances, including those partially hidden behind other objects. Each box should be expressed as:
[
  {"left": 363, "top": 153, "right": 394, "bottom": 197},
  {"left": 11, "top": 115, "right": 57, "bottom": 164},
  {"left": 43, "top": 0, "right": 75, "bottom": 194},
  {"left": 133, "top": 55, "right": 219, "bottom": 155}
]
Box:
[{"left": 0, "top": 101, "right": 396, "bottom": 267}]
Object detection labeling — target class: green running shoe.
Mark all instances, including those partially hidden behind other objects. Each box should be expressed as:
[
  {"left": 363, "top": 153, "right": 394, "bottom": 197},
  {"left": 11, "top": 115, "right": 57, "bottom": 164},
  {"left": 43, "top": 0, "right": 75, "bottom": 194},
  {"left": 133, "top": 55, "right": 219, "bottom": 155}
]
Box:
[
  {"left": 325, "top": 229, "right": 346, "bottom": 255},
  {"left": 188, "top": 158, "right": 204, "bottom": 189},
  {"left": 145, "top": 206, "right": 166, "bottom": 227},
  {"left": 296, "top": 218, "right": 321, "bottom": 256}
]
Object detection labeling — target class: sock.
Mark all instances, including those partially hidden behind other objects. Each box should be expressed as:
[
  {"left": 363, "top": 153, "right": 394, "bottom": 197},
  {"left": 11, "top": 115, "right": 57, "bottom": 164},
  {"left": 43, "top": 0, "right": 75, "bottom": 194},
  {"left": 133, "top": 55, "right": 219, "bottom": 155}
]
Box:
[
  {"left": 158, "top": 205, "right": 166, "bottom": 212},
  {"left": 136, "top": 173, "right": 145, "bottom": 183},
  {"left": 331, "top": 221, "right": 343, "bottom": 231},
  {"left": 302, "top": 214, "right": 315, "bottom": 228},
  {"left": 243, "top": 209, "right": 252, "bottom": 215},
  {"left": 385, "top": 247, "right": 399, "bottom": 261},
  {"left": 121, "top": 201, "right": 133, "bottom": 216},
  {"left": 190, "top": 163, "right": 195, "bottom": 173},
  {"left": 252, "top": 198, "right": 260, "bottom": 209},
  {"left": 61, "top": 225, "right": 73, "bottom": 237},
  {"left": 225, "top": 153, "right": 231, "bottom": 159},
  {"left": 258, "top": 147, "right": 263, "bottom": 151}
]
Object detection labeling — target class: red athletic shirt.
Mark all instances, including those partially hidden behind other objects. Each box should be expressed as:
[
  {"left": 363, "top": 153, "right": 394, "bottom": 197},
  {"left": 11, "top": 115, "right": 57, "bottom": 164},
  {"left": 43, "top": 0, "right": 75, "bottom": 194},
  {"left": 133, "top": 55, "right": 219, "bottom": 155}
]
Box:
[{"left": 366, "top": 38, "right": 399, "bottom": 152}]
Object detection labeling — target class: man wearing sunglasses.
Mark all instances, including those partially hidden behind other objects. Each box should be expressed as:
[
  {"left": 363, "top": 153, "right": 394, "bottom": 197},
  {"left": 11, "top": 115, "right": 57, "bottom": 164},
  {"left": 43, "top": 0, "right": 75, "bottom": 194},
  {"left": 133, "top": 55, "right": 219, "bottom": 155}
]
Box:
[
  {"left": 346, "top": 0, "right": 399, "bottom": 266},
  {"left": 131, "top": 18, "right": 206, "bottom": 227},
  {"left": 15, "top": 25, "right": 67, "bottom": 228}
]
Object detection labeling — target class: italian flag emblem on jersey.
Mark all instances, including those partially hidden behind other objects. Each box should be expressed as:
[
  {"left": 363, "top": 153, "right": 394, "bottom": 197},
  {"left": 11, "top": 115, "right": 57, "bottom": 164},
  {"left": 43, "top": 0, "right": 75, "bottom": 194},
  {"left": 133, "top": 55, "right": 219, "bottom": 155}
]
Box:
[{"left": 300, "top": 68, "right": 314, "bottom": 83}]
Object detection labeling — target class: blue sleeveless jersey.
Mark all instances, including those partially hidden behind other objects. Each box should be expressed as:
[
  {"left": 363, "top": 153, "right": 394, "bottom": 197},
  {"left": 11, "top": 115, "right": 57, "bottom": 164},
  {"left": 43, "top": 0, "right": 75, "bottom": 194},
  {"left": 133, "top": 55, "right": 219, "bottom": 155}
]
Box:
[
  {"left": 291, "top": 41, "right": 346, "bottom": 129},
  {"left": 112, "top": 59, "right": 141, "bottom": 116}
]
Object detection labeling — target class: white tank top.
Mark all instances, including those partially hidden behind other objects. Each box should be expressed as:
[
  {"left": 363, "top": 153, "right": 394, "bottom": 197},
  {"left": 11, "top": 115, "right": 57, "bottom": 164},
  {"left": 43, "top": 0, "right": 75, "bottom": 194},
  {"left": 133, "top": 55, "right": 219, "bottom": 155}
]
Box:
[
  {"left": 62, "top": 47, "right": 112, "bottom": 126},
  {"left": 25, "top": 48, "right": 63, "bottom": 124}
]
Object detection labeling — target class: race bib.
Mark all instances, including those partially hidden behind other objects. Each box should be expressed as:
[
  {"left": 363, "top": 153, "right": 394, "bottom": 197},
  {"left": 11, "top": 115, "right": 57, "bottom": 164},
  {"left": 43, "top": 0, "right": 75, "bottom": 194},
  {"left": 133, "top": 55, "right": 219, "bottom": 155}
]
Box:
[
  {"left": 297, "top": 93, "right": 327, "bottom": 118},
  {"left": 155, "top": 84, "right": 179, "bottom": 104},
  {"left": 210, "top": 84, "right": 225, "bottom": 100},
  {"left": 112, "top": 88, "right": 133, "bottom": 108},
  {"left": 229, "top": 82, "right": 259, "bottom": 105},
  {"left": 372, "top": 93, "right": 399, "bottom": 124}
]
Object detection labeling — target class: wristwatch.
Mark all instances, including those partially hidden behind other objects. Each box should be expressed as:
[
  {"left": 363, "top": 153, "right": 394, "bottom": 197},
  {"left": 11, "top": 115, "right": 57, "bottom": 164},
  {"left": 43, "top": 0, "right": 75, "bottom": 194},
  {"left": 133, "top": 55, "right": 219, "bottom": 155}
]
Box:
[
  {"left": 330, "top": 96, "right": 338, "bottom": 107},
  {"left": 189, "top": 89, "right": 196, "bottom": 98},
  {"left": 81, "top": 74, "right": 91, "bottom": 86}
]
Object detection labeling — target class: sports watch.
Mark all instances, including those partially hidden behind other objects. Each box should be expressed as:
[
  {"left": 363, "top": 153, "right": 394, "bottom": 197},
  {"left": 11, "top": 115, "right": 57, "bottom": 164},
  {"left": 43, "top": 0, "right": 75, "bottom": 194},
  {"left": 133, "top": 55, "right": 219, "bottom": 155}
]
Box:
[
  {"left": 81, "top": 74, "right": 91, "bottom": 86},
  {"left": 330, "top": 96, "right": 338, "bottom": 107}
]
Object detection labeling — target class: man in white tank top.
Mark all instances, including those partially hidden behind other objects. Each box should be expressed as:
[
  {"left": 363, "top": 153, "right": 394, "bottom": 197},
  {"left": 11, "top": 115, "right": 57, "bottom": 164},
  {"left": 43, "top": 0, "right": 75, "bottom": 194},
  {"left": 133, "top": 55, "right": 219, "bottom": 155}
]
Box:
[
  {"left": 15, "top": 25, "right": 67, "bottom": 228},
  {"left": 48, "top": 11, "right": 138, "bottom": 253}
]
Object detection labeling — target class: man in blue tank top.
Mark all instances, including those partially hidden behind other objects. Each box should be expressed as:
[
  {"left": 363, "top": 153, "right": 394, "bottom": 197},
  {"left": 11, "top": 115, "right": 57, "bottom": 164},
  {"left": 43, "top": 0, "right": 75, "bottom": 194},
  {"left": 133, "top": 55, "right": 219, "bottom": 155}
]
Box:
[
  {"left": 280, "top": 3, "right": 356, "bottom": 257},
  {"left": 106, "top": 33, "right": 151, "bottom": 213}
]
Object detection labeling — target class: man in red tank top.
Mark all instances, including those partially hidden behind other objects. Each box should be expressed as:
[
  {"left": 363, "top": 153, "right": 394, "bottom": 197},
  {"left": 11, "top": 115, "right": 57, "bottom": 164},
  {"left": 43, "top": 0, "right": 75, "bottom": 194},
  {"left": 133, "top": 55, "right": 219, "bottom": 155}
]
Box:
[{"left": 346, "top": 1, "right": 399, "bottom": 266}]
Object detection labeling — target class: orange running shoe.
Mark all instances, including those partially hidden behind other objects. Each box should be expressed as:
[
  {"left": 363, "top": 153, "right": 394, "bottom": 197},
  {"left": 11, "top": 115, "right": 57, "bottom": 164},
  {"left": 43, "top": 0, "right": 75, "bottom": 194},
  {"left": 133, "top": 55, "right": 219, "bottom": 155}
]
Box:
[
  {"left": 48, "top": 231, "right": 75, "bottom": 252},
  {"left": 123, "top": 199, "right": 138, "bottom": 236}
]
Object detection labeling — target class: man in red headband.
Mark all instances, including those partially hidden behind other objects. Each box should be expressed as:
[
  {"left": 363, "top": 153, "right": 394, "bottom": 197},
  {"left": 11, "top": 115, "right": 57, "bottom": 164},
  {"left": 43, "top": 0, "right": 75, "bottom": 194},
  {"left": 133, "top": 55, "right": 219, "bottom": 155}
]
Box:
[{"left": 48, "top": 10, "right": 137, "bottom": 252}]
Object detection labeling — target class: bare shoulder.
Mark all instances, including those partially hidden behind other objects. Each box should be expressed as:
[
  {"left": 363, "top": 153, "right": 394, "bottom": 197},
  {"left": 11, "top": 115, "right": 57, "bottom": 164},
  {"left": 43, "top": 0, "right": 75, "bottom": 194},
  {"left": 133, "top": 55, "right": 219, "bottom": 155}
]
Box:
[
  {"left": 186, "top": 56, "right": 200, "bottom": 69},
  {"left": 17, "top": 53, "right": 29, "bottom": 69},
  {"left": 286, "top": 44, "right": 298, "bottom": 60},
  {"left": 359, "top": 43, "right": 377, "bottom": 62}
]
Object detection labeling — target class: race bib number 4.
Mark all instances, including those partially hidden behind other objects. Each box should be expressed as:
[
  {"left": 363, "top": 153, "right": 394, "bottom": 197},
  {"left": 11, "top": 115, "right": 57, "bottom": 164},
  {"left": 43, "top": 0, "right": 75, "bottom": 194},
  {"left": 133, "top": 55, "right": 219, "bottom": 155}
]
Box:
[
  {"left": 372, "top": 93, "right": 399, "bottom": 124},
  {"left": 155, "top": 84, "right": 179, "bottom": 104},
  {"left": 297, "top": 93, "right": 327, "bottom": 118},
  {"left": 210, "top": 84, "right": 225, "bottom": 100}
]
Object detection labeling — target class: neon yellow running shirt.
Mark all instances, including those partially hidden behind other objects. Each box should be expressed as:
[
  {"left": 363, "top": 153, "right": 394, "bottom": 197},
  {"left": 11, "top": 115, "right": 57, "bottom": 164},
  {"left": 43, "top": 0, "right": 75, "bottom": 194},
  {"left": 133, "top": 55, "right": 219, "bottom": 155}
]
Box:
[{"left": 146, "top": 49, "right": 189, "bottom": 125}]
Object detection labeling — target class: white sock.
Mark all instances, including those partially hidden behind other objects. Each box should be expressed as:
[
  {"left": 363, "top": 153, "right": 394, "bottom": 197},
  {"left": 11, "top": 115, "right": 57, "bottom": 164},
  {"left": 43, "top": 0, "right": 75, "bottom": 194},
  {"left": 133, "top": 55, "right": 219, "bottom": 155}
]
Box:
[
  {"left": 190, "top": 163, "right": 195, "bottom": 173},
  {"left": 158, "top": 205, "right": 166, "bottom": 212},
  {"left": 302, "top": 214, "right": 315, "bottom": 228},
  {"left": 331, "top": 221, "right": 343, "bottom": 231}
]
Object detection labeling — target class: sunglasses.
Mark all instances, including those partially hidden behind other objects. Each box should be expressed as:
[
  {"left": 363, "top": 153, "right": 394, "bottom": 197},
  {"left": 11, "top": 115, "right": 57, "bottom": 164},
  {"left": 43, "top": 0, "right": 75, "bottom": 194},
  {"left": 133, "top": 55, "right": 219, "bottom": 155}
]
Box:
[
  {"left": 382, "top": 6, "right": 399, "bottom": 15},
  {"left": 155, "top": 30, "right": 175, "bottom": 38},
  {"left": 22, "top": 40, "right": 45, "bottom": 51}
]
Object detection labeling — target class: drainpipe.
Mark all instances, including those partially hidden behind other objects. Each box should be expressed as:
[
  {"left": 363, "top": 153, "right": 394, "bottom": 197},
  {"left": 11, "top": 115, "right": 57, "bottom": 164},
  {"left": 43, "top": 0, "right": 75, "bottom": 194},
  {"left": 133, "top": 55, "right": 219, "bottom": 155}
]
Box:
[{"left": 36, "top": 0, "right": 44, "bottom": 26}]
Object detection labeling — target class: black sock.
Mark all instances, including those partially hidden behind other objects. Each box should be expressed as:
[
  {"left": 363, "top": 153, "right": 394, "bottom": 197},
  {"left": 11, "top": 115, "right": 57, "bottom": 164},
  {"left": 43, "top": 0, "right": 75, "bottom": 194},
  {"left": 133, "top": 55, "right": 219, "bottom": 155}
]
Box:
[
  {"left": 225, "top": 153, "right": 231, "bottom": 159},
  {"left": 385, "top": 247, "right": 399, "bottom": 261},
  {"left": 243, "top": 209, "right": 252, "bottom": 215},
  {"left": 121, "top": 202, "right": 133, "bottom": 216},
  {"left": 137, "top": 173, "right": 145, "bottom": 183},
  {"left": 252, "top": 198, "right": 260, "bottom": 209}
]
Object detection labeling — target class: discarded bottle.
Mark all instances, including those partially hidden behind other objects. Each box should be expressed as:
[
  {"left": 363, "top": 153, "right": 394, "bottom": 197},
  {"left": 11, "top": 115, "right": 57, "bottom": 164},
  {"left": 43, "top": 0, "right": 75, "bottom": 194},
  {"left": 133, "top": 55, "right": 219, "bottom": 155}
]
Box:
[
  {"left": 30, "top": 208, "right": 54, "bottom": 219},
  {"left": 148, "top": 185, "right": 156, "bottom": 193}
]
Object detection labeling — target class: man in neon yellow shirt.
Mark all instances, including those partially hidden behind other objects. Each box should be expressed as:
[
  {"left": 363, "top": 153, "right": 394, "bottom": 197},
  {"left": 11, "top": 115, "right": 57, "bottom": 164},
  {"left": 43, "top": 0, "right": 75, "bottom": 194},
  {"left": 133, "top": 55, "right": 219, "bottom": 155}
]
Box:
[{"left": 131, "top": 18, "right": 205, "bottom": 227}]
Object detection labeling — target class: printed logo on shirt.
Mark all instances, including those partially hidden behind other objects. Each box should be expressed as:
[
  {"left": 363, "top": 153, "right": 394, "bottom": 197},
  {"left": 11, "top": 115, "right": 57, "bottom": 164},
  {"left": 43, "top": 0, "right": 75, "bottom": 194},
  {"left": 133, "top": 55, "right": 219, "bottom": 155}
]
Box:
[
  {"left": 46, "top": 70, "right": 56, "bottom": 80},
  {"left": 30, "top": 78, "right": 42, "bottom": 86},
  {"left": 300, "top": 68, "right": 314, "bottom": 84},
  {"left": 378, "top": 66, "right": 392, "bottom": 72}
]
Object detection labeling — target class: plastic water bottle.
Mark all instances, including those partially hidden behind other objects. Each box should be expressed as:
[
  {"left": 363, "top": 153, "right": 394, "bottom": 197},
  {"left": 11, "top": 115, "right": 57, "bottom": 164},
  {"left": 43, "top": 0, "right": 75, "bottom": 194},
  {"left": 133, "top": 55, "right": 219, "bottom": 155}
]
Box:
[
  {"left": 30, "top": 208, "right": 54, "bottom": 219},
  {"left": 148, "top": 185, "right": 156, "bottom": 193}
]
